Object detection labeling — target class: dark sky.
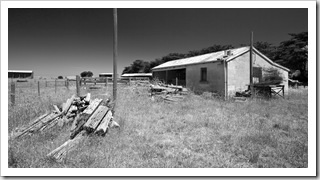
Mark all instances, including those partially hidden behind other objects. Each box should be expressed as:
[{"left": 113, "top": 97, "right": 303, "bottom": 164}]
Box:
[{"left": 8, "top": 8, "right": 308, "bottom": 77}]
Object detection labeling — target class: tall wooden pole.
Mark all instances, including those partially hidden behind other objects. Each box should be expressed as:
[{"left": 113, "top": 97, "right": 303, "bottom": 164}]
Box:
[
  {"left": 250, "top": 31, "right": 254, "bottom": 96},
  {"left": 113, "top": 8, "right": 118, "bottom": 102}
]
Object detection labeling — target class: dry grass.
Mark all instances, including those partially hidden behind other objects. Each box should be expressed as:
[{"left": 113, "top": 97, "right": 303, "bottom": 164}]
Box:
[{"left": 8, "top": 82, "right": 308, "bottom": 168}]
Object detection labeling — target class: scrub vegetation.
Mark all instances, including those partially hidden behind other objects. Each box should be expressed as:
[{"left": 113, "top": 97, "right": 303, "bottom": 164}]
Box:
[{"left": 8, "top": 82, "right": 308, "bottom": 168}]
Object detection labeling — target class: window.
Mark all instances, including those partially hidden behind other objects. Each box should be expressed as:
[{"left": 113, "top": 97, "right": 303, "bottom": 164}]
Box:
[{"left": 200, "top": 68, "right": 207, "bottom": 82}]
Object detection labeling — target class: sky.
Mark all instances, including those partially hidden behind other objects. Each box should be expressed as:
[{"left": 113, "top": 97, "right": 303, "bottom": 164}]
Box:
[{"left": 8, "top": 8, "right": 308, "bottom": 78}]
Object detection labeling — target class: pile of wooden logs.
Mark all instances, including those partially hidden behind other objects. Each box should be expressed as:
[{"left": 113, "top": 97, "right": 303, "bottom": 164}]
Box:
[
  {"left": 12, "top": 93, "right": 91, "bottom": 139},
  {"left": 150, "top": 83, "right": 188, "bottom": 102},
  {"left": 11, "top": 93, "right": 119, "bottom": 162},
  {"left": 47, "top": 96, "right": 119, "bottom": 162}
]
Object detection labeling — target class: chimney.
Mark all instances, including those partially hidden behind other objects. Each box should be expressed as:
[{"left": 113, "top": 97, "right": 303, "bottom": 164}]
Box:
[{"left": 224, "top": 50, "right": 232, "bottom": 57}]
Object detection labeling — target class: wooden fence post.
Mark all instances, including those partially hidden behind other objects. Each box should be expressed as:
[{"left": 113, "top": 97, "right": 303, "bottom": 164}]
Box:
[
  {"left": 66, "top": 79, "right": 69, "bottom": 90},
  {"left": 76, "top": 75, "right": 80, "bottom": 97},
  {"left": 38, "top": 81, "right": 40, "bottom": 96},
  {"left": 105, "top": 77, "right": 108, "bottom": 87},
  {"left": 55, "top": 79, "right": 58, "bottom": 94},
  {"left": 11, "top": 82, "right": 15, "bottom": 106}
]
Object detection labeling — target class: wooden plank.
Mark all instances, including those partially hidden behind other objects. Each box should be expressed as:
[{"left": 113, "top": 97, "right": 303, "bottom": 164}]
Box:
[
  {"left": 53, "top": 105, "right": 61, "bottom": 113},
  {"left": 62, "top": 94, "right": 76, "bottom": 115},
  {"left": 30, "top": 112, "right": 50, "bottom": 126},
  {"left": 47, "top": 130, "right": 86, "bottom": 162},
  {"left": 69, "top": 99, "right": 102, "bottom": 139},
  {"left": 83, "top": 99, "right": 102, "bottom": 115},
  {"left": 16, "top": 112, "right": 61, "bottom": 138},
  {"left": 95, "top": 110, "right": 113, "bottom": 135},
  {"left": 84, "top": 93, "right": 91, "bottom": 103},
  {"left": 83, "top": 106, "right": 109, "bottom": 133}
]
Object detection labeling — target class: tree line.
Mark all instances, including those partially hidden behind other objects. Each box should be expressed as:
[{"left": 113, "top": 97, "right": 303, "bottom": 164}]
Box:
[{"left": 122, "top": 32, "right": 308, "bottom": 83}]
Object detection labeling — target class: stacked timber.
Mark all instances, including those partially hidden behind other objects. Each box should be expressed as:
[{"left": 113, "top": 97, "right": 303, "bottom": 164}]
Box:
[
  {"left": 11, "top": 92, "right": 119, "bottom": 162},
  {"left": 150, "top": 83, "right": 188, "bottom": 102},
  {"left": 47, "top": 98, "right": 118, "bottom": 162},
  {"left": 12, "top": 93, "right": 92, "bottom": 139}
]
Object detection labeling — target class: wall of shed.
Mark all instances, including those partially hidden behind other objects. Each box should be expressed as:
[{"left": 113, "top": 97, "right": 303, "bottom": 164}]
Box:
[
  {"left": 227, "top": 51, "right": 288, "bottom": 96},
  {"left": 186, "top": 62, "right": 225, "bottom": 95}
]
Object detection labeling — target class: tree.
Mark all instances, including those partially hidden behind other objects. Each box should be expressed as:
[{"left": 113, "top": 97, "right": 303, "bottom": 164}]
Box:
[
  {"left": 122, "top": 60, "right": 150, "bottom": 74},
  {"left": 254, "top": 41, "right": 277, "bottom": 60},
  {"left": 275, "top": 32, "right": 308, "bottom": 83},
  {"left": 80, "top": 71, "right": 93, "bottom": 77},
  {"left": 58, "top": 76, "right": 63, "bottom": 79}
]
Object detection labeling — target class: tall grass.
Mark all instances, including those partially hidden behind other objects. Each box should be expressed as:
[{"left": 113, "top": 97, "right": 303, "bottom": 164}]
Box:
[{"left": 8, "top": 83, "right": 308, "bottom": 168}]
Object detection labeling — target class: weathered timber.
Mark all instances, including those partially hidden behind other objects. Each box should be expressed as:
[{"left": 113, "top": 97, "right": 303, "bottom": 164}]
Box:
[
  {"left": 68, "top": 105, "right": 77, "bottom": 113},
  {"left": 28, "top": 113, "right": 61, "bottom": 132},
  {"left": 84, "top": 93, "right": 91, "bottom": 103},
  {"left": 11, "top": 112, "right": 50, "bottom": 138},
  {"left": 53, "top": 105, "right": 61, "bottom": 113},
  {"left": 83, "top": 106, "right": 109, "bottom": 133},
  {"left": 109, "top": 120, "right": 120, "bottom": 128},
  {"left": 39, "top": 117, "right": 59, "bottom": 132},
  {"left": 70, "top": 114, "right": 80, "bottom": 131},
  {"left": 83, "top": 99, "right": 102, "bottom": 114},
  {"left": 62, "top": 94, "right": 76, "bottom": 115},
  {"left": 16, "top": 112, "right": 61, "bottom": 138},
  {"left": 164, "top": 97, "right": 178, "bottom": 102},
  {"left": 95, "top": 110, "right": 113, "bottom": 135},
  {"left": 29, "top": 112, "right": 50, "bottom": 126},
  {"left": 69, "top": 99, "right": 102, "bottom": 139},
  {"left": 48, "top": 131, "right": 86, "bottom": 162}
]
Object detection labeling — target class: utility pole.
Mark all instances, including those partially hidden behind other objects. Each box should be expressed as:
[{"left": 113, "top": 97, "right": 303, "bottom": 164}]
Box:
[
  {"left": 113, "top": 8, "right": 118, "bottom": 102},
  {"left": 250, "top": 31, "right": 254, "bottom": 96}
]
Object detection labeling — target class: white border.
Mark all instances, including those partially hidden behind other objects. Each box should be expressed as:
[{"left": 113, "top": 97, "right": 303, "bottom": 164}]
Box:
[{"left": 1, "top": 1, "right": 316, "bottom": 177}]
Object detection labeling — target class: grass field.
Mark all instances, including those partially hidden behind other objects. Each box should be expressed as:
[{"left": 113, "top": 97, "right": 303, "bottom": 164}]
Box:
[{"left": 8, "top": 82, "right": 308, "bottom": 168}]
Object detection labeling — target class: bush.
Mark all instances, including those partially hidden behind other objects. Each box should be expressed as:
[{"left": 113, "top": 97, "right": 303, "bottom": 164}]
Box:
[{"left": 58, "top": 76, "right": 63, "bottom": 79}]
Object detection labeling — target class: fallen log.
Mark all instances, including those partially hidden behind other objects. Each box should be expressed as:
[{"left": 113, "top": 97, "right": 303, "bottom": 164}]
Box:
[
  {"left": 95, "top": 110, "right": 113, "bottom": 136},
  {"left": 83, "top": 106, "right": 109, "bottom": 133}
]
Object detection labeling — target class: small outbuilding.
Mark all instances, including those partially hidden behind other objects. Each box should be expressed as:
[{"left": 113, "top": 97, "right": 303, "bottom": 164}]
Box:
[
  {"left": 8, "top": 70, "right": 34, "bottom": 79},
  {"left": 152, "top": 46, "right": 289, "bottom": 97}
]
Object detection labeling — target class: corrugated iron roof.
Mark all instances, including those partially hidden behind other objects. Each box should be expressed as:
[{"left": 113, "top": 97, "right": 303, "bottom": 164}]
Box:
[
  {"left": 8, "top": 70, "right": 33, "bottom": 73},
  {"left": 152, "top": 47, "right": 249, "bottom": 70},
  {"left": 152, "top": 46, "right": 290, "bottom": 72},
  {"left": 121, "top": 73, "right": 152, "bottom": 77}
]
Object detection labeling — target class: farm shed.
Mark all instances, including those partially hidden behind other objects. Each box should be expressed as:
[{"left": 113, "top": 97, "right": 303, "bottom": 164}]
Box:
[
  {"left": 152, "top": 46, "right": 289, "bottom": 97},
  {"left": 8, "top": 70, "right": 34, "bottom": 79},
  {"left": 121, "top": 73, "right": 152, "bottom": 80}
]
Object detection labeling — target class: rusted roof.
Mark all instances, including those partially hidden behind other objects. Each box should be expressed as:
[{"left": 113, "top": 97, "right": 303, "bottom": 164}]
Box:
[{"left": 152, "top": 46, "right": 289, "bottom": 72}]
